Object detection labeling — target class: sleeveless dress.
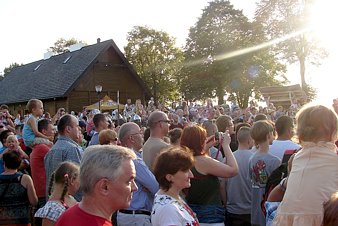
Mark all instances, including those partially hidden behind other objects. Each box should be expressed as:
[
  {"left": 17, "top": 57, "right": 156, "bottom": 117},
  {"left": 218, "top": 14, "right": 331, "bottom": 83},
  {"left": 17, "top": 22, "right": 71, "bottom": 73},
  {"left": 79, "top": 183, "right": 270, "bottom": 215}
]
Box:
[{"left": 0, "top": 172, "right": 30, "bottom": 225}]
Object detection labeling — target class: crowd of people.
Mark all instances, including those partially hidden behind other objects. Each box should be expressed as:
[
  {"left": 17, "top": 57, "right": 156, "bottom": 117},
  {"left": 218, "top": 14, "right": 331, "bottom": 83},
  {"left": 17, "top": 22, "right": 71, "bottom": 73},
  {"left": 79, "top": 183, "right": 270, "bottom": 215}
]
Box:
[{"left": 0, "top": 97, "right": 338, "bottom": 226}]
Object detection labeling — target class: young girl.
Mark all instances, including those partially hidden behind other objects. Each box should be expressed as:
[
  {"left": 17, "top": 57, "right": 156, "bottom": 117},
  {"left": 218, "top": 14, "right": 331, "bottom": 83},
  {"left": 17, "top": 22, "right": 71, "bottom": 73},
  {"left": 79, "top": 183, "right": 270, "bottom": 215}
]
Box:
[
  {"left": 274, "top": 105, "right": 338, "bottom": 226},
  {"left": 3, "top": 135, "right": 30, "bottom": 171},
  {"left": 23, "top": 99, "right": 49, "bottom": 147},
  {"left": 35, "top": 161, "right": 80, "bottom": 226}
]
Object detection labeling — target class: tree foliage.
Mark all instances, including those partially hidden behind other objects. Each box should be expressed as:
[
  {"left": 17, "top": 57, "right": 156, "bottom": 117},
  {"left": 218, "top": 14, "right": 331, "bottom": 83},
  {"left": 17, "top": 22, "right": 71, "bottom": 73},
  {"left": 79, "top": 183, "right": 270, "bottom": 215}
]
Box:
[
  {"left": 255, "top": 0, "right": 327, "bottom": 89},
  {"left": 48, "top": 38, "right": 85, "bottom": 54},
  {"left": 3, "top": 62, "right": 23, "bottom": 76},
  {"left": 181, "top": 0, "right": 286, "bottom": 108},
  {"left": 124, "top": 26, "right": 184, "bottom": 105}
]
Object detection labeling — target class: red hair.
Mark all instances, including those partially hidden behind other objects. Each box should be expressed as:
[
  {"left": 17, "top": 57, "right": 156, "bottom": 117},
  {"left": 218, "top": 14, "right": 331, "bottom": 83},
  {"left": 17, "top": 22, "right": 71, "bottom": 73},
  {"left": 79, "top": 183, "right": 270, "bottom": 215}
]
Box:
[{"left": 180, "top": 125, "right": 207, "bottom": 156}]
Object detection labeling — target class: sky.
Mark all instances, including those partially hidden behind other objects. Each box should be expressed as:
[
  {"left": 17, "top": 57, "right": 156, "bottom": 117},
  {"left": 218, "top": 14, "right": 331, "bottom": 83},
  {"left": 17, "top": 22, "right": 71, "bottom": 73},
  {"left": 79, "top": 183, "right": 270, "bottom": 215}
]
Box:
[{"left": 0, "top": 0, "right": 336, "bottom": 106}]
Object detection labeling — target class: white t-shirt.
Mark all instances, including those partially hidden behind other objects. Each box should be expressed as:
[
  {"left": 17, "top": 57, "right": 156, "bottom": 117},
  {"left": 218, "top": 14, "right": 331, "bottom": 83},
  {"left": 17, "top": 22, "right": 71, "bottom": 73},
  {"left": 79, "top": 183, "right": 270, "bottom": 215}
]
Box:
[
  {"left": 269, "top": 140, "right": 301, "bottom": 160},
  {"left": 151, "top": 193, "right": 199, "bottom": 226}
]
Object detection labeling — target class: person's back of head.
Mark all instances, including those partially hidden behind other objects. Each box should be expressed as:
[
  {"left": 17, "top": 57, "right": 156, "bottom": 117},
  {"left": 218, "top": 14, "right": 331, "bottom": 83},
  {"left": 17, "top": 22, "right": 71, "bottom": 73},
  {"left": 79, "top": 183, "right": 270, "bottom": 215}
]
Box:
[
  {"left": 99, "top": 129, "right": 117, "bottom": 145},
  {"left": 180, "top": 125, "right": 206, "bottom": 156},
  {"left": 48, "top": 161, "right": 80, "bottom": 201},
  {"left": 275, "top": 115, "right": 294, "bottom": 138},
  {"left": 254, "top": 113, "right": 268, "bottom": 122},
  {"left": 237, "top": 126, "right": 252, "bottom": 145},
  {"left": 251, "top": 120, "right": 274, "bottom": 145},
  {"left": 323, "top": 192, "right": 338, "bottom": 226},
  {"left": 3, "top": 151, "right": 21, "bottom": 170},
  {"left": 57, "top": 114, "right": 77, "bottom": 136},
  {"left": 296, "top": 104, "right": 338, "bottom": 143},
  {"left": 168, "top": 128, "right": 183, "bottom": 145},
  {"left": 202, "top": 120, "right": 218, "bottom": 137}
]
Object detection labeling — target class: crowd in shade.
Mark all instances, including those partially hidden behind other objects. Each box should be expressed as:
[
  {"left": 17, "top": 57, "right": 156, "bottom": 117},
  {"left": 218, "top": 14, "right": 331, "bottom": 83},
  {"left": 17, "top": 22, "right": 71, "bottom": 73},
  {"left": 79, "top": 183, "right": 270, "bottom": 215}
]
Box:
[{"left": 1, "top": 96, "right": 338, "bottom": 226}]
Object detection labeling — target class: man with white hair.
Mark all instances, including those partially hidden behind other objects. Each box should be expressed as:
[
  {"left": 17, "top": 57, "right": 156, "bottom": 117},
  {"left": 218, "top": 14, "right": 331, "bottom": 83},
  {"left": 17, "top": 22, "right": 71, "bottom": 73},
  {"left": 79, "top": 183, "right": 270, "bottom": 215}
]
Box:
[
  {"left": 117, "top": 122, "right": 159, "bottom": 226},
  {"left": 56, "top": 145, "right": 137, "bottom": 226},
  {"left": 142, "top": 111, "right": 170, "bottom": 170}
]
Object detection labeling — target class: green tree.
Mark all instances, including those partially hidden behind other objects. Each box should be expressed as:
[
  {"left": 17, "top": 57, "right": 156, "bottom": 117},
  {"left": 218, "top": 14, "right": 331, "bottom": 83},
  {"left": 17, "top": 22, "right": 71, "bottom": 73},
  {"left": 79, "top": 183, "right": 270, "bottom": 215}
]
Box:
[
  {"left": 255, "top": 0, "right": 327, "bottom": 89},
  {"left": 3, "top": 62, "right": 23, "bottom": 76},
  {"left": 181, "top": 0, "right": 286, "bottom": 107},
  {"left": 124, "top": 26, "right": 184, "bottom": 105},
  {"left": 48, "top": 38, "right": 85, "bottom": 54}
]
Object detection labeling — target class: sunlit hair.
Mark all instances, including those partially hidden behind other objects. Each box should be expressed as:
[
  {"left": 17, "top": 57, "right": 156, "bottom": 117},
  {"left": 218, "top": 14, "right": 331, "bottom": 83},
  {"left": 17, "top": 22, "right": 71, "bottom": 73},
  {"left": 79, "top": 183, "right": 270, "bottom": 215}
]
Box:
[
  {"left": 275, "top": 115, "right": 294, "bottom": 135},
  {"left": 168, "top": 128, "right": 183, "bottom": 145},
  {"left": 153, "top": 146, "right": 194, "bottom": 191},
  {"left": 6, "top": 134, "right": 18, "bottom": 144},
  {"left": 216, "top": 115, "right": 233, "bottom": 132},
  {"left": 26, "top": 99, "right": 42, "bottom": 113},
  {"left": 250, "top": 120, "right": 274, "bottom": 145},
  {"left": 80, "top": 145, "right": 136, "bottom": 194},
  {"left": 237, "top": 126, "right": 251, "bottom": 144},
  {"left": 254, "top": 113, "right": 268, "bottom": 122},
  {"left": 296, "top": 104, "right": 338, "bottom": 143},
  {"left": 48, "top": 161, "right": 80, "bottom": 202},
  {"left": 202, "top": 121, "right": 218, "bottom": 137},
  {"left": 180, "top": 125, "right": 207, "bottom": 156},
  {"left": 322, "top": 192, "right": 338, "bottom": 226},
  {"left": 99, "top": 129, "right": 117, "bottom": 145}
]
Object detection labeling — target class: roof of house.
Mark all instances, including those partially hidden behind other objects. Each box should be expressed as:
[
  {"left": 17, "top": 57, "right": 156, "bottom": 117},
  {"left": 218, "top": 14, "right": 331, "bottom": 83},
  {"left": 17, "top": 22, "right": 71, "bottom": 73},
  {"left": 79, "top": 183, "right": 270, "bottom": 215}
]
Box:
[{"left": 0, "top": 39, "right": 150, "bottom": 104}]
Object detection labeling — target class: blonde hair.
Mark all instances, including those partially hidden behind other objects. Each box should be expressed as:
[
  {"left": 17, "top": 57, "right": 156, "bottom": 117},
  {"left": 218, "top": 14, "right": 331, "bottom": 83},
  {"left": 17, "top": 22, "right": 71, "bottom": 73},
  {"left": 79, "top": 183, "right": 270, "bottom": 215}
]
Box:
[
  {"left": 6, "top": 134, "right": 18, "bottom": 143},
  {"left": 296, "top": 104, "right": 338, "bottom": 142},
  {"left": 250, "top": 120, "right": 274, "bottom": 144},
  {"left": 26, "top": 99, "right": 42, "bottom": 113},
  {"left": 99, "top": 129, "right": 117, "bottom": 145}
]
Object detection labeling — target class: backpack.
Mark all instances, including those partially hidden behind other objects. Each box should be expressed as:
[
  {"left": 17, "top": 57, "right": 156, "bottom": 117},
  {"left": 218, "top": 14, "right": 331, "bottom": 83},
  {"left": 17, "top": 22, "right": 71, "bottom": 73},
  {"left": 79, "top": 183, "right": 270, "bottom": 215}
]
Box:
[{"left": 260, "top": 149, "right": 298, "bottom": 216}]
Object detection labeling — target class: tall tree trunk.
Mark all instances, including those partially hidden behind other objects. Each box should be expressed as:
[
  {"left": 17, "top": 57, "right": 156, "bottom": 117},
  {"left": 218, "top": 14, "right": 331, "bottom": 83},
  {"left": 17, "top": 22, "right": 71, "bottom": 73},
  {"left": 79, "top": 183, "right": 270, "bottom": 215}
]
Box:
[
  {"left": 216, "top": 86, "right": 225, "bottom": 105},
  {"left": 300, "top": 56, "right": 306, "bottom": 89}
]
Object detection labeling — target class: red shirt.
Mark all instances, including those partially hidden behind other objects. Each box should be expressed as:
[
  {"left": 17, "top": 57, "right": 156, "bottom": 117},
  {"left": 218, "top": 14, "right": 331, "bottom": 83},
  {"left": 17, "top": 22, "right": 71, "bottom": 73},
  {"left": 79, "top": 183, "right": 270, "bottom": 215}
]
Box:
[
  {"left": 30, "top": 143, "right": 51, "bottom": 198},
  {"left": 56, "top": 204, "right": 112, "bottom": 226}
]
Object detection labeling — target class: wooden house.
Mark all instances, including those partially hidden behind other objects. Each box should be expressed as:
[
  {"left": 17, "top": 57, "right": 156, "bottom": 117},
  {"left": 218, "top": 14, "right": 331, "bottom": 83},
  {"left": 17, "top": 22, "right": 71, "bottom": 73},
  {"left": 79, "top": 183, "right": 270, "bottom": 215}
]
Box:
[{"left": 0, "top": 39, "right": 151, "bottom": 115}]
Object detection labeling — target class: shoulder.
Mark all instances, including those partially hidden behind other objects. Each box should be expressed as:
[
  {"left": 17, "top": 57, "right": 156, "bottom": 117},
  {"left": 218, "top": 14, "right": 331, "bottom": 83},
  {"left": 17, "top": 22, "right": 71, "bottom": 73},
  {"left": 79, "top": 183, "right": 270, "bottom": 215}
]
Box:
[{"left": 35, "top": 201, "right": 66, "bottom": 220}]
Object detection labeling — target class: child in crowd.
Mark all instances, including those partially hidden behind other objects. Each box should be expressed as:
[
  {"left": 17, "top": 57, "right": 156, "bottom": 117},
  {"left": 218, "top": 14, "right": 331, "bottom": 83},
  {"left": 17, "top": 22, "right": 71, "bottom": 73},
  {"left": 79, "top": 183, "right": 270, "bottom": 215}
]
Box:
[
  {"left": 23, "top": 99, "right": 49, "bottom": 147},
  {"left": 4, "top": 135, "right": 30, "bottom": 171},
  {"left": 249, "top": 120, "right": 281, "bottom": 226},
  {"left": 273, "top": 105, "right": 338, "bottom": 226},
  {"left": 35, "top": 161, "right": 80, "bottom": 226}
]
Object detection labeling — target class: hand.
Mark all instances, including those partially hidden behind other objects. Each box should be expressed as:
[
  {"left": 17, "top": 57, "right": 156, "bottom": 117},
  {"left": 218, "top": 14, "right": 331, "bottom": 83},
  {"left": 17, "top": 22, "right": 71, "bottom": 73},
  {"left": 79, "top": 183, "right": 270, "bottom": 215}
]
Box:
[
  {"left": 221, "top": 130, "right": 231, "bottom": 146},
  {"left": 204, "top": 135, "right": 217, "bottom": 150}
]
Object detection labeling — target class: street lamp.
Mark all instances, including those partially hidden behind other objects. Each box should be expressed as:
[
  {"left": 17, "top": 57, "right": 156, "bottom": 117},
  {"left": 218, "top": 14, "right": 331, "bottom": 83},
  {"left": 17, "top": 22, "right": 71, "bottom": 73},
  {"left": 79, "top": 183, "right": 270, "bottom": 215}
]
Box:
[{"left": 95, "top": 85, "right": 102, "bottom": 111}]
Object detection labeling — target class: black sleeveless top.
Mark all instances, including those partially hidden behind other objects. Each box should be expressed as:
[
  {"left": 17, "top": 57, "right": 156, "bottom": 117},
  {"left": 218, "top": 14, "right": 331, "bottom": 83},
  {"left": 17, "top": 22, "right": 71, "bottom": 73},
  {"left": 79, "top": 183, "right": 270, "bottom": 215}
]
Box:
[{"left": 0, "top": 172, "right": 30, "bottom": 225}]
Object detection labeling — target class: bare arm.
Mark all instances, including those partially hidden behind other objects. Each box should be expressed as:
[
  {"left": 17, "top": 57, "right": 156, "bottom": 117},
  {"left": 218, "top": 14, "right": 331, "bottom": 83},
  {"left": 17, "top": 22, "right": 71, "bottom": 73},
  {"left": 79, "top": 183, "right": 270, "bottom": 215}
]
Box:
[
  {"left": 21, "top": 174, "right": 38, "bottom": 206},
  {"left": 27, "top": 117, "right": 48, "bottom": 139},
  {"left": 42, "top": 218, "right": 56, "bottom": 226}
]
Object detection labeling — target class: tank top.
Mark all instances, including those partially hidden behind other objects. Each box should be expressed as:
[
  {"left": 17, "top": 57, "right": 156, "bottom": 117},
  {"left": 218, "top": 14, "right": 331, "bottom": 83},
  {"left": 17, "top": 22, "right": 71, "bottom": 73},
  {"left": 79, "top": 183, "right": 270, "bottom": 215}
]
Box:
[
  {"left": 0, "top": 172, "right": 30, "bottom": 225},
  {"left": 186, "top": 167, "right": 222, "bottom": 205},
  {"left": 23, "top": 114, "right": 37, "bottom": 147}
]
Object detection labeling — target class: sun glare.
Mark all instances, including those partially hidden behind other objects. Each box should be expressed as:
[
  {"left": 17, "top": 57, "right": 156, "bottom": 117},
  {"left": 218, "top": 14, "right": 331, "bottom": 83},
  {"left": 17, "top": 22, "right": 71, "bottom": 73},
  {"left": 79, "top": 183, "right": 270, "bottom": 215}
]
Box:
[{"left": 308, "top": 1, "right": 338, "bottom": 50}]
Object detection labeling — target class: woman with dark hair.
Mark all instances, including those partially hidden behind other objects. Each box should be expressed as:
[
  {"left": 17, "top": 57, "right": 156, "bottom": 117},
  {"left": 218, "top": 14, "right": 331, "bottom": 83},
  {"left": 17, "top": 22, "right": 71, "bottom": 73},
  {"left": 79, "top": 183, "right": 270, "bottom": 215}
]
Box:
[
  {"left": 181, "top": 125, "right": 238, "bottom": 226},
  {"left": 0, "top": 151, "right": 38, "bottom": 225},
  {"left": 35, "top": 161, "right": 80, "bottom": 226},
  {"left": 151, "top": 146, "right": 199, "bottom": 226}
]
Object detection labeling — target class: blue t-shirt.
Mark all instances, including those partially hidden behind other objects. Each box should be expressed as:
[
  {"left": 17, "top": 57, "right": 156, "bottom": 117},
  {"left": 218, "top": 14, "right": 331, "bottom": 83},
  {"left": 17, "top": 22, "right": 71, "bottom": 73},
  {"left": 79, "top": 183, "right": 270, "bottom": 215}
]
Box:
[{"left": 0, "top": 146, "right": 7, "bottom": 174}]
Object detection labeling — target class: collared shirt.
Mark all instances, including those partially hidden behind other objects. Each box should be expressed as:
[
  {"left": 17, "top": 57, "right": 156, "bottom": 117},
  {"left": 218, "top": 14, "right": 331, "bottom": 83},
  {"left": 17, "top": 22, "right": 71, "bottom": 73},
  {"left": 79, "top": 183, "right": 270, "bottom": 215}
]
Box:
[
  {"left": 44, "top": 135, "right": 83, "bottom": 200},
  {"left": 88, "top": 132, "right": 99, "bottom": 146},
  {"left": 128, "top": 151, "right": 159, "bottom": 211}
]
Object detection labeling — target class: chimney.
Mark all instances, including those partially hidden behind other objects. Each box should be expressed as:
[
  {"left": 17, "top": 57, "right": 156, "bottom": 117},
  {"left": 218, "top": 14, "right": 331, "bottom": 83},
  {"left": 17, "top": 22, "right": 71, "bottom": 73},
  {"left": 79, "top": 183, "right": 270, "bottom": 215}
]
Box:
[
  {"left": 97, "top": 38, "right": 101, "bottom": 43},
  {"left": 44, "top": 51, "right": 54, "bottom": 60}
]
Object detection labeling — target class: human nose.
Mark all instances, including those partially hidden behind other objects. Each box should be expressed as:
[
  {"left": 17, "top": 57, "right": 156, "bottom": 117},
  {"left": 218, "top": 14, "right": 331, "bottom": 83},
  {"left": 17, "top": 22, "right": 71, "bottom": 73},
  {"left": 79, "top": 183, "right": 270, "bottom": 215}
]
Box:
[
  {"left": 131, "top": 180, "right": 138, "bottom": 192},
  {"left": 188, "top": 170, "right": 194, "bottom": 178}
]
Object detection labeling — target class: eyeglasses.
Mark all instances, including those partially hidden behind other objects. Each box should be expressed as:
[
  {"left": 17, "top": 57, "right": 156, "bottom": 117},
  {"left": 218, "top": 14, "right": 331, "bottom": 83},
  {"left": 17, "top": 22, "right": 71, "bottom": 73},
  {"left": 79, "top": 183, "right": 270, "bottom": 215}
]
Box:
[{"left": 157, "top": 120, "right": 171, "bottom": 124}]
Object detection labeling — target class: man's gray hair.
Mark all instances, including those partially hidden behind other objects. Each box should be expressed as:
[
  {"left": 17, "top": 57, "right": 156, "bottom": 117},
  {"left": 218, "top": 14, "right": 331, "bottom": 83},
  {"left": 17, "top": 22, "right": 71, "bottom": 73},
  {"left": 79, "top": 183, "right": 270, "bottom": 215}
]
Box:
[
  {"left": 118, "top": 122, "right": 138, "bottom": 142},
  {"left": 80, "top": 145, "right": 136, "bottom": 194},
  {"left": 147, "top": 111, "right": 166, "bottom": 129}
]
